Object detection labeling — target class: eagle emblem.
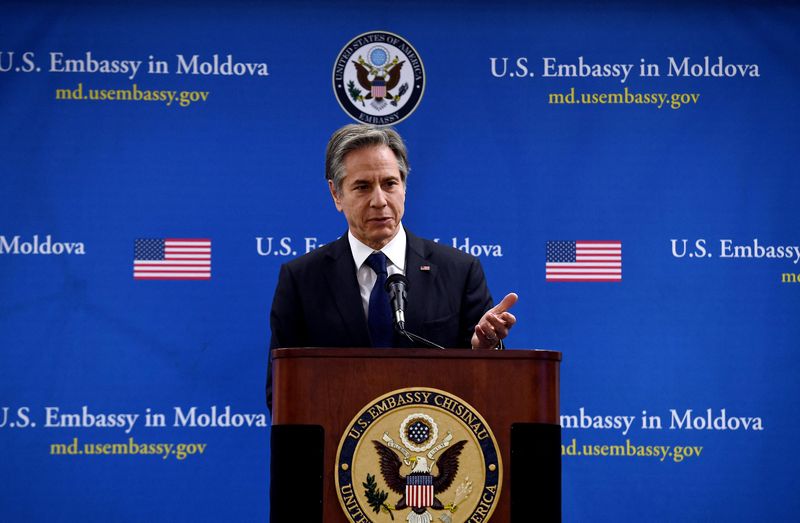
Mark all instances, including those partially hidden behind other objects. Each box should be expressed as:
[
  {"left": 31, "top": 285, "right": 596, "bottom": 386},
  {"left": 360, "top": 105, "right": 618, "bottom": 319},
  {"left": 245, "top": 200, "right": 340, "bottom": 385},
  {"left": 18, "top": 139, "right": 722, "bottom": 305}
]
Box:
[
  {"left": 373, "top": 439, "right": 466, "bottom": 523},
  {"left": 351, "top": 48, "right": 408, "bottom": 111},
  {"left": 336, "top": 388, "right": 501, "bottom": 523},
  {"left": 332, "top": 31, "right": 425, "bottom": 125}
]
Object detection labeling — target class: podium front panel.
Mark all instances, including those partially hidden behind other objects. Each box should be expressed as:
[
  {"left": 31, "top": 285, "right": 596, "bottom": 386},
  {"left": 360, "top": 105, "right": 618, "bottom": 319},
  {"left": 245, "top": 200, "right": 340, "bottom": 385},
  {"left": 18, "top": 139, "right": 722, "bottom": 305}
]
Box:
[{"left": 271, "top": 348, "right": 560, "bottom": 522}]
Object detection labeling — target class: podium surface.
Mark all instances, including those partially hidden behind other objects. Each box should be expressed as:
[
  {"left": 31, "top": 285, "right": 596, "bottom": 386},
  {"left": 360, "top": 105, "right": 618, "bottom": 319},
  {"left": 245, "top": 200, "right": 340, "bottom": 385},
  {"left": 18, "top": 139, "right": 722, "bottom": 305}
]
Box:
[{"left": 271, "top": 348, "right": 561, "bottom": 522}]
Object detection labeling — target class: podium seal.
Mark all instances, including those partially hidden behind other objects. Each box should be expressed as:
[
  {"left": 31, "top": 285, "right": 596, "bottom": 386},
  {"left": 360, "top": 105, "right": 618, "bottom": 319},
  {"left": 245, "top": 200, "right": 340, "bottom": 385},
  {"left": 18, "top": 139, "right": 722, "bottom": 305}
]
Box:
[{"left": 336, "top": 388, "right": 501, "bottom": 523}]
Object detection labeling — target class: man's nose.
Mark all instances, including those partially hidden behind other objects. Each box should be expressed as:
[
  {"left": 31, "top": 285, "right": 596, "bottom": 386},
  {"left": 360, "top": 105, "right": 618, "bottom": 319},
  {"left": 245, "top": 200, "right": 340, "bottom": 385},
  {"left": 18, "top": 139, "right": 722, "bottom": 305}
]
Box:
[{"left": 370, "top": 187, "right": 388, "bottom": 207}]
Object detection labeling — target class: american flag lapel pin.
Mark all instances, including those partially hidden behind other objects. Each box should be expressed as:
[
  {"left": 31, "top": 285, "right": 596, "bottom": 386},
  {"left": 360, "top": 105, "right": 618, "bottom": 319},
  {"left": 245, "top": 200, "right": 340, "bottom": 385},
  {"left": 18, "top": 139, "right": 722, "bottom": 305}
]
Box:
[{"left": 420, "top": 265, "right": 431, "bottom": 271}]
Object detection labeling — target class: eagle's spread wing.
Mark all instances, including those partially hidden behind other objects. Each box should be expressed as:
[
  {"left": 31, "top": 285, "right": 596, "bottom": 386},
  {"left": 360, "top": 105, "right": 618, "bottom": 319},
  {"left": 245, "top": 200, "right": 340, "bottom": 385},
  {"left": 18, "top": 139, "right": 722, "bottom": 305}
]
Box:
[
  {"left": 432, "top": 440, "right": 467, "bottom": 493},
  {"left": 385, "top": 61, "right": 406, "bottom": 90},
  {"left": 352, "top": 61, "right": 372, "bottom": 90},
  {"left": 372, "top": 441, "right": 406, "bottom": 494}
]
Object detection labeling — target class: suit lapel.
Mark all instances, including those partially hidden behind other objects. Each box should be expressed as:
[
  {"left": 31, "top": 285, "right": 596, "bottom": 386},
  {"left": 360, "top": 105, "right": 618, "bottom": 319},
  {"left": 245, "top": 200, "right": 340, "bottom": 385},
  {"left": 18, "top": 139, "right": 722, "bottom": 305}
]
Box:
[
  {"left": 404, "top": 230, "right": 437, "bottom": 333},
  {"left": 322, "top": 234, "right": 371, "bottom": 346}
]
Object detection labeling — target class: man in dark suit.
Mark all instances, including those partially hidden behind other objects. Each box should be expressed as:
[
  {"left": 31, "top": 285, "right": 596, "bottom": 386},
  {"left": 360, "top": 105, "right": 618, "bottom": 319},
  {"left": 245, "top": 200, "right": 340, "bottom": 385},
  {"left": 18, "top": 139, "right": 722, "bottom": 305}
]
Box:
[{"left": 268, "top": 124, "right": 517, "bottom": 407}]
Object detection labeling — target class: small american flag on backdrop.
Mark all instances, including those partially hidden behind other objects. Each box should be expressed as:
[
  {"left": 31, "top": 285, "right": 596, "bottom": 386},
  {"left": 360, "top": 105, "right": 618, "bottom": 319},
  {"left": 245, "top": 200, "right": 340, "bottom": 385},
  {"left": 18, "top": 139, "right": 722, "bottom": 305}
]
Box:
[
  {"left": 546, "top": 240, "right": 622, "bottom": 282},
  {"left": 133, "top": 238, "right": 211, "bottom": 280}
]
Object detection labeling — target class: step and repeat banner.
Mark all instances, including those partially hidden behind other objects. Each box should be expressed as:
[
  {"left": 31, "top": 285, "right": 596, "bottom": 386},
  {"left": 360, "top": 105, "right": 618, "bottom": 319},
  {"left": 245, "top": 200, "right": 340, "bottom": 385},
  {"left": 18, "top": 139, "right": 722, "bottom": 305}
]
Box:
[{"left": 2, "top": 2, "right": 798, "bottom": 521}]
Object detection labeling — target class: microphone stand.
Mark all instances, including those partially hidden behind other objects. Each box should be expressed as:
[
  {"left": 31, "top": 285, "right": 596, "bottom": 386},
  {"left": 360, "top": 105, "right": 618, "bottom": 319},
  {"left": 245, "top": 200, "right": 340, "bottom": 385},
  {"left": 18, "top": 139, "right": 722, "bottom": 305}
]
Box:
[
  {"left": 396, "top": 324, "right": 445, "bottom": 350},
  {"left": 385, "top": 273, "right": 445, "bottom": 349}
]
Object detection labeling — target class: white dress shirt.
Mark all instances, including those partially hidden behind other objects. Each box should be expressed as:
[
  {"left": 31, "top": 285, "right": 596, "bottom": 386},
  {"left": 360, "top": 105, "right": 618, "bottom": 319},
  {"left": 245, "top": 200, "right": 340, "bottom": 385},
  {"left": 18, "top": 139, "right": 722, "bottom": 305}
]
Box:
[{"left": 348, "top": 226, "right": 407, "bottom": 319}]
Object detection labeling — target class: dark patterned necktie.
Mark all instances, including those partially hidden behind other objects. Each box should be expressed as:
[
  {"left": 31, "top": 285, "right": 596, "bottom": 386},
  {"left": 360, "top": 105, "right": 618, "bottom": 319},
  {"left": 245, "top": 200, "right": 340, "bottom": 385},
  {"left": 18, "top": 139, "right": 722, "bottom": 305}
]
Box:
[{"left": 365, "top": 252, "right": 393, "bottom": 347}]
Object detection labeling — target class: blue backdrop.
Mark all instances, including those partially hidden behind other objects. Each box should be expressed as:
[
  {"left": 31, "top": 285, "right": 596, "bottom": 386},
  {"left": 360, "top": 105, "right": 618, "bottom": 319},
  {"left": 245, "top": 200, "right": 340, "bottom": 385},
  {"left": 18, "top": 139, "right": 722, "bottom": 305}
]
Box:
[{"left": 2, "top": 1, "right": 798, "bottom": 521}]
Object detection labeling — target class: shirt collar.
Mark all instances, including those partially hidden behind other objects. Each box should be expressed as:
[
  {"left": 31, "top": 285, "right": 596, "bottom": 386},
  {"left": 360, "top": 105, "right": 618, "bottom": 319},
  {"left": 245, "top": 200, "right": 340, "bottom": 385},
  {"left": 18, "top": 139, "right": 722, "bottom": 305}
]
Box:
[{"left": 348, "top": 225, "right": 406, "bottom": 271}]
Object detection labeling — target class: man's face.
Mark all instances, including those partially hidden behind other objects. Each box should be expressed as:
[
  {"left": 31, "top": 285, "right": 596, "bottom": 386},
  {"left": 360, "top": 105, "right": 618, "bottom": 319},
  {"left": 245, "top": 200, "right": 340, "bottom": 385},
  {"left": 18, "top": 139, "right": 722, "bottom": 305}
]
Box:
[{"left": 329, "top": 144, "right": 406, "bottom": 250}]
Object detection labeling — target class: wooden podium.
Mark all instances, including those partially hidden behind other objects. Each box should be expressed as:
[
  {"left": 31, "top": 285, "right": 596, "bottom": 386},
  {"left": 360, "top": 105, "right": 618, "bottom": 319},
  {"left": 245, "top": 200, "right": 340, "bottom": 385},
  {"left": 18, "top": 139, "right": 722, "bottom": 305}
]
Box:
[{"left": 270, "top": 348, "right": 561, "bottom": 522}]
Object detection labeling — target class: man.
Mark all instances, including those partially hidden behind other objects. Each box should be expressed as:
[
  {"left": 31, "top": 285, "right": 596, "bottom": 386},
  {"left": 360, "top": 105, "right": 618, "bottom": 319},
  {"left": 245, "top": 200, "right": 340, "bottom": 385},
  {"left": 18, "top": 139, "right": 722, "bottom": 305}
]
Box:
[{"left": 268, "top": 124, "right": 517, "bottom": 407}]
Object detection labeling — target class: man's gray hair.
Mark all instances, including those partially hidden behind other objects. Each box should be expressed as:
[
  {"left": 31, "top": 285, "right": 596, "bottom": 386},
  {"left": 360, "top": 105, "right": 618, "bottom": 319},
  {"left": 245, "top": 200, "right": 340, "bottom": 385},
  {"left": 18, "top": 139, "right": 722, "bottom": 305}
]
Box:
[{"left": 325, "top": 124, "right": 410, "bottom": 194}]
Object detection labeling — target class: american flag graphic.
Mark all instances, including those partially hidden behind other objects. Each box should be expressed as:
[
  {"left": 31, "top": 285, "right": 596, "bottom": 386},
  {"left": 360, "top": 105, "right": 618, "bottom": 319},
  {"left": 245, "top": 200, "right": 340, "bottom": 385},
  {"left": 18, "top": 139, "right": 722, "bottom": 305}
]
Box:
[
  {"left": 133, "top": 238, "right": 211, "bottom": 280},
  {"left": 546, "top": 240, "right": 622, "bottom": 282},
  {"left": 406, "top": 474, "right": 434, "bottom": 509}
]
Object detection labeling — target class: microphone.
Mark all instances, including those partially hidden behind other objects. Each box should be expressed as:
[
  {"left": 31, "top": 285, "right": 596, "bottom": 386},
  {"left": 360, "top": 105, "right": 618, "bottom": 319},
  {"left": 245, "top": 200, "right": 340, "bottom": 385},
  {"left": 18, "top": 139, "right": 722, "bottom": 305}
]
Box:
[
  {"left": 384, "top": 273, "right": 444, "bottom": 350},
  {"left": 384, "top": 273, "right": 408, "bottom": 332}
]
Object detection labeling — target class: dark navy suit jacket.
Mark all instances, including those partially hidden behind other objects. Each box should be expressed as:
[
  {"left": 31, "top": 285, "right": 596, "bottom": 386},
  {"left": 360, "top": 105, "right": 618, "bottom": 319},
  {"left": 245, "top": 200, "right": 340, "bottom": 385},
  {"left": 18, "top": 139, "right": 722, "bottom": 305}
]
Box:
[{"left": 266, "top": 228, "right": 494, "bottom": 408}]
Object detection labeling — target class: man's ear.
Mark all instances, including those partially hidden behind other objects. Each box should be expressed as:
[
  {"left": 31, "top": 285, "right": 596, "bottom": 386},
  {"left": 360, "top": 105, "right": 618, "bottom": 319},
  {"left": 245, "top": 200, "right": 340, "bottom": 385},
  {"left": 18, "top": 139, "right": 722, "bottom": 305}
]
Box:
[{"left": 328, "top": 179, "right": 343, "bottom": 211}]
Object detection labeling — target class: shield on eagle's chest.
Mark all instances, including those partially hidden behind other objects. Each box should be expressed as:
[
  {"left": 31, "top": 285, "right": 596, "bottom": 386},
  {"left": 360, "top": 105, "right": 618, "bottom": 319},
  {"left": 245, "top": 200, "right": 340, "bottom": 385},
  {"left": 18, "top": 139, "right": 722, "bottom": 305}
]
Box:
[
  {"left": 405, "top": 472, "right": 434, "bottom": 509},
  {"left": 371, "top": 76, "right": 387, "bottom": 98}
]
